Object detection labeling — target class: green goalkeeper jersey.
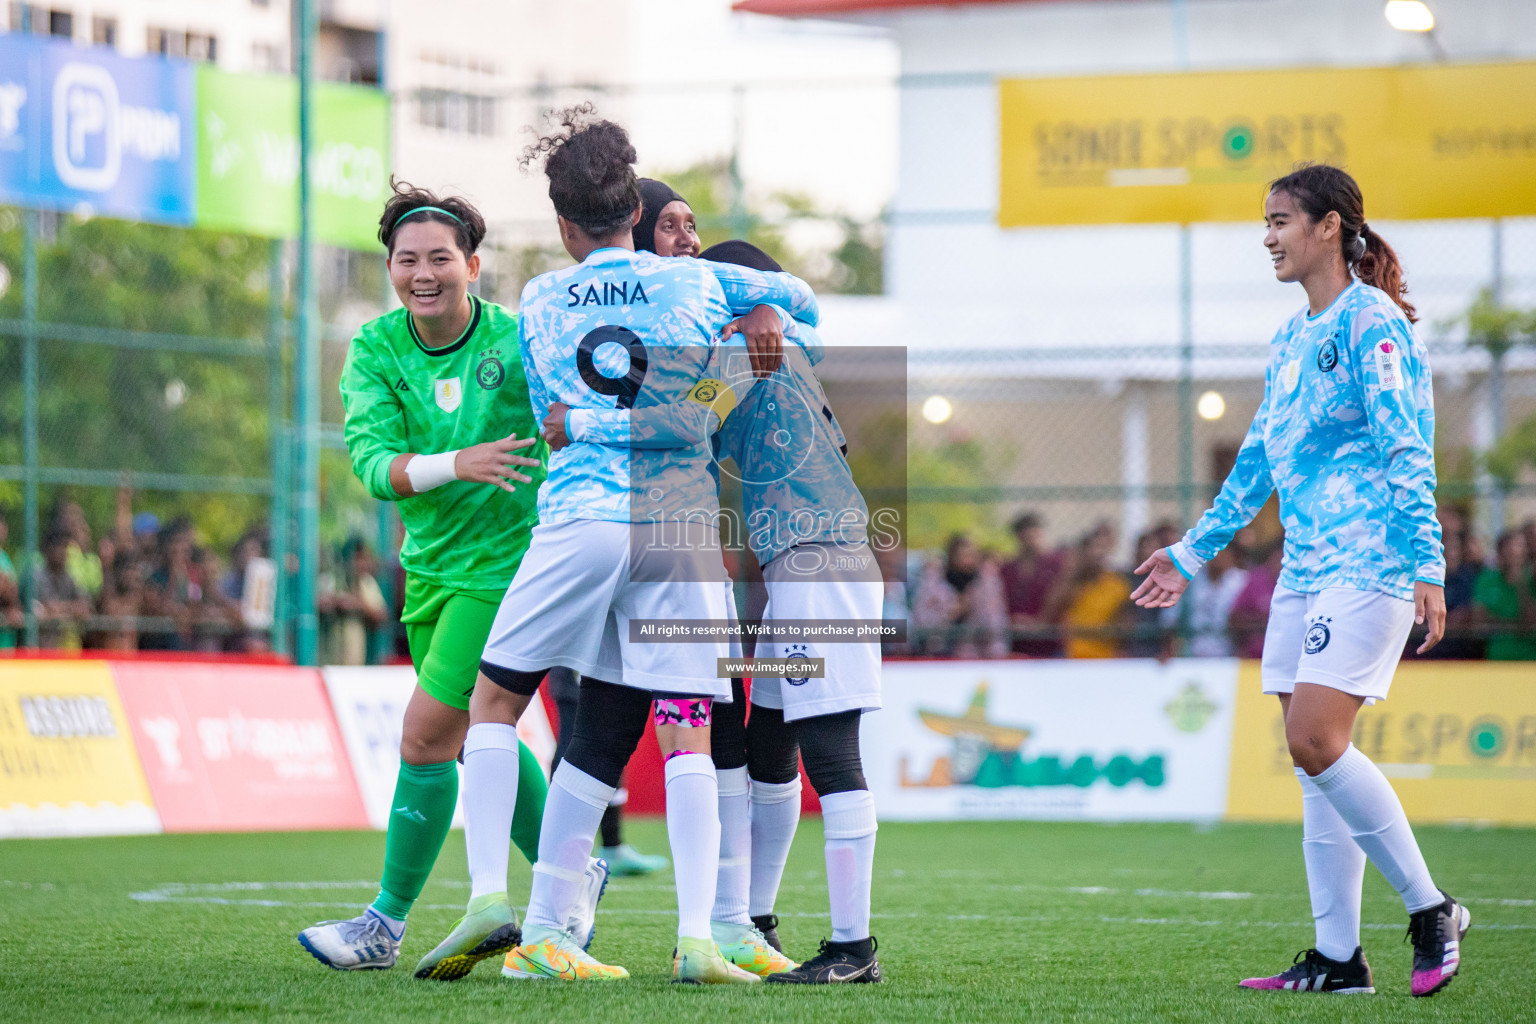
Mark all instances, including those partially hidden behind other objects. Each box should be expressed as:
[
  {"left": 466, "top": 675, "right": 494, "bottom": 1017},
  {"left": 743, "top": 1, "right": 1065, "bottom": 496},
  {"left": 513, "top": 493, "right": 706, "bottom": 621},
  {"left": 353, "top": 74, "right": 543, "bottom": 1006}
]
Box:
[{"left": 340, "top": 296, "right": 546, "bottom": 590}]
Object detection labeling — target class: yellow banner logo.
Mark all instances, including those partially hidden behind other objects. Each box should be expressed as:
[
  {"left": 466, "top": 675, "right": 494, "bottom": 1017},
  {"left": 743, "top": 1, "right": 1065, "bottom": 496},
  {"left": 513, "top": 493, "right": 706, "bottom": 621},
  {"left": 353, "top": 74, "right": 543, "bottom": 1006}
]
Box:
[
  {"left": 1000, "top": 62, "right": 1536, "bottom": 226},
  {"left": 1226, "top": 662, "right": 1536, "bottom": 825}
]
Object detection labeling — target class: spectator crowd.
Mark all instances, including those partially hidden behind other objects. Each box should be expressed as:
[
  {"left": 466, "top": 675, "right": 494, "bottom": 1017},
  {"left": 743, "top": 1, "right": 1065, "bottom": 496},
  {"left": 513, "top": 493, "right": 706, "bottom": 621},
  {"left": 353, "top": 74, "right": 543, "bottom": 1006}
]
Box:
[
  {"left": 0, "top": 489, "right": 387, "bottom": 663},
  {"left": 4, "top": 496, "right": 1533, "bottom": 663},
  {"left": 900, "top": 509, "right": 1536, "bottom": 661}
]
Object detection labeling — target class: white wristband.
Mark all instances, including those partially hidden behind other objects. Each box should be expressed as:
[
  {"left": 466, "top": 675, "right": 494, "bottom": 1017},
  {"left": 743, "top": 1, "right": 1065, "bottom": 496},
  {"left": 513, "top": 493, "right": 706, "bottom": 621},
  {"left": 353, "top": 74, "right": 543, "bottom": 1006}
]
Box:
[{"left": 404, "top": 450, "right": 459, "bottom": 493}]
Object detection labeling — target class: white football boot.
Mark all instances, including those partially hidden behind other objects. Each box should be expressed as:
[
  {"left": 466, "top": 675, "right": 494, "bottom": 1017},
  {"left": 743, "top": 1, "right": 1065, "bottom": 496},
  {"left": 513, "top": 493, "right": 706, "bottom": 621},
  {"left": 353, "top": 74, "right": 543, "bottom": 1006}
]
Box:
[
  {"left": 564, "top": 857, "right": 611, "bottom": 952},
  {"left": 298, "top": 908, "right": 403, "bottom": 970}
]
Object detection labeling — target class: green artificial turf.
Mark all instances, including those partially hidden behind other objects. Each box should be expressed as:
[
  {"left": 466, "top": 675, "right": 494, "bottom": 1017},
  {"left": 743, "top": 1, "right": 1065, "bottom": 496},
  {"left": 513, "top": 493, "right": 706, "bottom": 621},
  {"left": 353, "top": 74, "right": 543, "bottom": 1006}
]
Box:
[{"left": 1, "top": 820, "right": 1530, "bottom": 1022}]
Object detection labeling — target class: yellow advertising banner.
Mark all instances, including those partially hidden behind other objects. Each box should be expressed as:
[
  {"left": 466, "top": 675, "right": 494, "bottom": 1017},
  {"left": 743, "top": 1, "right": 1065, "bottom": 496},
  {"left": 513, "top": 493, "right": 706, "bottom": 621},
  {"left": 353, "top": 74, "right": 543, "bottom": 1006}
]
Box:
[
  {"left": 999, "top": 62, "right": 1536, "bottom": 226},
  {"left": 1226, "top": 662, "right": 1536, "bottom": 825},
  {"left": 0, "top": 661, "right": 160, "bottom": 836}
]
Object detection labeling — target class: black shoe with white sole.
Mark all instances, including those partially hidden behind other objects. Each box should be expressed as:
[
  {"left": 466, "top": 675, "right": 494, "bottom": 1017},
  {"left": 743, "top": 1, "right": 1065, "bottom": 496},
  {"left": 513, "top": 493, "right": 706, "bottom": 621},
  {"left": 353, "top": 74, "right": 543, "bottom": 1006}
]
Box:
[
  {"left": 1409, "top": 891, "right": 1470, "bottom": 998},
  {"left": 765, "top": 937, "right": 881, "bottom": 985},
  {"left": 1239, "top": 946, "right": 1375, "bottom": 994}
]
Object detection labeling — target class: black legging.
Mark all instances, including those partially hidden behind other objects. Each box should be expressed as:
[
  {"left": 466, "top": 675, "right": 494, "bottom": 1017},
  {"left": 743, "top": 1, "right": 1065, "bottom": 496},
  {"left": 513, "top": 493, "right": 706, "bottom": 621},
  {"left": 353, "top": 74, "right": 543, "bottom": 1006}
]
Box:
[
  {"left": 549, "top": 668, "right": 629, "bottom": 846},
  {"left": 738, "top": 698, "right": 867, "bottom": 796}
]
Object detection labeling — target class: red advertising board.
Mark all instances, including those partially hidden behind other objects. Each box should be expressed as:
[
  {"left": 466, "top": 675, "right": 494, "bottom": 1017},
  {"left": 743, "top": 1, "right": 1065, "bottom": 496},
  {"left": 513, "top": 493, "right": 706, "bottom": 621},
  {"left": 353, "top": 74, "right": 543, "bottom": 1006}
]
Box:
[{"left": 112, "top": 662, "right": 368, "bottom": 832}]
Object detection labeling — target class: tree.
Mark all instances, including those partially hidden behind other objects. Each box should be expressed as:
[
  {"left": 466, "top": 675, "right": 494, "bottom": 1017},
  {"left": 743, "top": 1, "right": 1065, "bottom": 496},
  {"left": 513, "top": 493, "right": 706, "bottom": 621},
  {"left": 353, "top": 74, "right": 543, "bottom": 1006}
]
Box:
[
  {"left": 0, "top": 210, "right": 275, "bottom": 550},
  {"left": 1455, "top": 289, "right": 1536, "bottom": 489}
]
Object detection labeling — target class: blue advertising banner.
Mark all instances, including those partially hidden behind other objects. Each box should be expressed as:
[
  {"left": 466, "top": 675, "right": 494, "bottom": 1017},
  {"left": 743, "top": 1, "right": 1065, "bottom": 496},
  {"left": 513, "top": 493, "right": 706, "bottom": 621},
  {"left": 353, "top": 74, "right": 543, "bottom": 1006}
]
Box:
[{"left": 0, "top": 34, "right": 195, "bottom": 224}]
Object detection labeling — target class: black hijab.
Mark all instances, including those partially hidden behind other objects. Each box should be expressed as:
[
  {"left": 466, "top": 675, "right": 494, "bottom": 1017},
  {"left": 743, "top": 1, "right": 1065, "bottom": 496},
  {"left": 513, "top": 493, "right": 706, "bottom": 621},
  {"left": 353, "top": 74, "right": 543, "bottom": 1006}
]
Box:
[{"left": 632, "top": 178, "right": 687, "bottom": 253}]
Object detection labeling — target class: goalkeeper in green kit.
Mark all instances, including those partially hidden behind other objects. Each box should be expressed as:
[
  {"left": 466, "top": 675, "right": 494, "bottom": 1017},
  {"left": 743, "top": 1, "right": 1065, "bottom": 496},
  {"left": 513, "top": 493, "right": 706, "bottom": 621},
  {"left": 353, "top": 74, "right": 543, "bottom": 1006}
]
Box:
[{"left": 298, "top": 182, "right": 607, "bottom": 978}]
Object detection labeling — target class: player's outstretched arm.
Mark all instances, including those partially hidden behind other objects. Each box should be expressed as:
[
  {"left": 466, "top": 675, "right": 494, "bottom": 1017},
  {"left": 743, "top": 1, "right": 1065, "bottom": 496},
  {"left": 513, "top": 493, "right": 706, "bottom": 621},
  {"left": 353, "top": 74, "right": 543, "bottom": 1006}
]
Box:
[
  {"left": 386, "top": 434, "right": 541, "bottom": 497},
  {"left": 703, "top": 259, "right": 820, "bottom": 327},
  {"left": 340, "top": 338, "right": 413, "bottom": 502}
]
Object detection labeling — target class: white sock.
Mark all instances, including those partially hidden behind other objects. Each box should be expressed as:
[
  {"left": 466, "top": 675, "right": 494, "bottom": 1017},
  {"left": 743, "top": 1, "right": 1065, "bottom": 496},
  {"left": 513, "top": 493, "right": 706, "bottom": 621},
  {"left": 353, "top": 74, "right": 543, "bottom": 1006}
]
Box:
[
  {"left": 1296, "top": 766, "right": 1365, "bottom": 961},
  {"left": 526, "top": 762, "right": 614, "bottom": 933},
  {"left": 748, "top": 776, "right": 801, "bottom": 917},
  {"left": 665, "top": 752, "right": 720, "bottom": 941},
  {"left": 712, "top": 766, "right": 752, "bottom": 927},
  {"left": 820, "top": 789, "right": 877, "bottom": 943},
  {"left": 1310, "top": 744, "right": 1441, "bottom": 913},
  {"left": 365, "top": 906, "right": 405, "bottom": 940},
  {"left": 463, "top": 723, "right": 521, "bottom": 901}
]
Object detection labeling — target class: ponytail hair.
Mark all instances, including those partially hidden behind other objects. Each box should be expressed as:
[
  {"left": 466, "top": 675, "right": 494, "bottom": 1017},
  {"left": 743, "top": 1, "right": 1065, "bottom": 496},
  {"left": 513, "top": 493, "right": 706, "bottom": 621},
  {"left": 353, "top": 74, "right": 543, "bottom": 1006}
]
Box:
[{"left": 1268, "top": 163, "right": 1417, "bottom": 323}]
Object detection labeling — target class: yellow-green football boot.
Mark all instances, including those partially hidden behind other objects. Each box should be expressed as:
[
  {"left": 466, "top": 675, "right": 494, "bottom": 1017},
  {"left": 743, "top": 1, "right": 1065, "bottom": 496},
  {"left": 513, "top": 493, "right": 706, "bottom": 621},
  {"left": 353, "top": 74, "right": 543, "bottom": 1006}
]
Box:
[
  {"left": 673, "top": 936, "right": 763, "bottom": 984},
  {"left": 413, "top": 893, "right": 521, "bottom": 981},
  {"left": 711, "top": 920, "right": 797, "bottom": 977}
]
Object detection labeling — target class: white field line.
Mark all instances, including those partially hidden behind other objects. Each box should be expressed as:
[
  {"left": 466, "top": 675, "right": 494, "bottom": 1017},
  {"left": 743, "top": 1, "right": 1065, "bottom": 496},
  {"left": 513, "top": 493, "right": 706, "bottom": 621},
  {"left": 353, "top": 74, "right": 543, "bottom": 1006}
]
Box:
[{"left": 116, "top": 879, "right": 1536, "bottom": 929}]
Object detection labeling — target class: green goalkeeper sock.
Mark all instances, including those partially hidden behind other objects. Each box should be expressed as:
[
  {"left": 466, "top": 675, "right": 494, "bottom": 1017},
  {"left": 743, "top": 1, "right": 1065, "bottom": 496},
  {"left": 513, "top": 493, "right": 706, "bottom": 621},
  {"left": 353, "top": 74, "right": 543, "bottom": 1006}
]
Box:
[
  {"left": 509, "top": 739, "right": 548, "bottom": 866},
  {"left": 371, "top": 759, "right": 458, "bottom": 922}
]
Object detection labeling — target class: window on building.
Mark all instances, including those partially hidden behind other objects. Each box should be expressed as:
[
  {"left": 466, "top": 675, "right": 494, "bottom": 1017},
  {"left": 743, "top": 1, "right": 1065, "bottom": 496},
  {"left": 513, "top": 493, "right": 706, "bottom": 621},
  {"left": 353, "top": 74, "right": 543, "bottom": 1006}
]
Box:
[
  {"left": 91, "top": 15, "right": 115, "bottom": 47},
  {"left": 417, "top": 89, "right": 497, "bottom": 138},
  {"left": 47, "top": 8, "right": 69, "bottom": 37},
  {"left": 252, "top": 42, "right": 286, "bottom": 72},
  {"left": 146, "top": 26, "right": 184, "bottom": 57},
  {"left": 185, "top": 31, "right": 216, "bottom": 62}
]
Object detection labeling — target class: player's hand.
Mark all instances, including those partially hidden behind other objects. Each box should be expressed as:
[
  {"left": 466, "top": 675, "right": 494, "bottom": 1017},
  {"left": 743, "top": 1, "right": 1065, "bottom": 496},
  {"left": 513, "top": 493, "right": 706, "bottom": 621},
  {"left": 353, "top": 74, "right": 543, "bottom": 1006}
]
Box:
[
  {"left": 542, "top": 403, "right": 572, "bottom": 452},
  {"left": 455, "top": 433, "right": 540, "bottom": 493},
  {"left": 1130, "top": 548, "right": 1190, "bottom": 609},
  {"left": 1414, "top": 581, "right": 1446, "bottom": 655},
  {"left": 721, "top": 304, "right": 784, "bottom": 378}
]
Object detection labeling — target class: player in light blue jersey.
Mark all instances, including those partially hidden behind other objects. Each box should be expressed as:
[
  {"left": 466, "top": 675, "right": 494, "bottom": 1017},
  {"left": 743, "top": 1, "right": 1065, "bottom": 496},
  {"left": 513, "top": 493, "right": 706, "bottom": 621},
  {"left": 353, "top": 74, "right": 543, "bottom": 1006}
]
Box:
[
  {"left": 554, "top": 237, "right": 884, "bottom": 985},
  {"left": 1131, "top": 165, "right": 1466, "bottom": 999},
  {"left": 429, "top": 108, "right": 812, "bottom": 986}
]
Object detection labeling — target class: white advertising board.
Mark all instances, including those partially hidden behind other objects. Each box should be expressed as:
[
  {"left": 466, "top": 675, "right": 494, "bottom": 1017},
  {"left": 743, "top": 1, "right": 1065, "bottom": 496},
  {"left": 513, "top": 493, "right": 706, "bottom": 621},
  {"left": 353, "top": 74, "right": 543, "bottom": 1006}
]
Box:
[
  {"left": 322, "top": 666, "right": 557, "bottom": 830},
  {"left": 865, "top": 660, "right": 1239, "bottom": 822}
]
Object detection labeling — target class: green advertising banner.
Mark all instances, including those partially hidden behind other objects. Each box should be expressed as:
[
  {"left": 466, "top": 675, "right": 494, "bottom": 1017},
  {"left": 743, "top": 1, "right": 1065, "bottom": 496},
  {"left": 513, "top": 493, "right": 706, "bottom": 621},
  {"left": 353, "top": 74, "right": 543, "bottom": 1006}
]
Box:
[{"left": 196, "top": 67, "right": 389, "bottom": 250}]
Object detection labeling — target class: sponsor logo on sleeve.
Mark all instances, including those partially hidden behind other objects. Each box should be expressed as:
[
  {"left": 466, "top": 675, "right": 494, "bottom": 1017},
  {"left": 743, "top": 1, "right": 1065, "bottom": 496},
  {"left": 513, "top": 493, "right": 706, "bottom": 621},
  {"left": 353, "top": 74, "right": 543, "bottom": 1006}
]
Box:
[{"left": 1375, "top": 340, "right": 1403, "bottom": 392}]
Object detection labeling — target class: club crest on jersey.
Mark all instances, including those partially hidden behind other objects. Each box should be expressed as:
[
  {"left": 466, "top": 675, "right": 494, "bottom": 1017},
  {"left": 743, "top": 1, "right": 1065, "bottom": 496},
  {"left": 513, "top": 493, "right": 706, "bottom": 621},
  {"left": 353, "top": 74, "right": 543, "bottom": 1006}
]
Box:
[
  {"left": 567, "top": 280, "right": 650, "bottom": 307},
  {"left": 1317, "top": 335, "right": 1339, "bottom": 373},
  {"left": 434, "top": 377, "right": 462, "bottom": 413},
  {"left": 476, "top": 357, "right": 504, "bottom": 390},
  {"left": 785, "top": 643, "right": 811, "bottom": 686},
  {"left": 1304, "top": 617, "right": 1332, "bottom": 655}
]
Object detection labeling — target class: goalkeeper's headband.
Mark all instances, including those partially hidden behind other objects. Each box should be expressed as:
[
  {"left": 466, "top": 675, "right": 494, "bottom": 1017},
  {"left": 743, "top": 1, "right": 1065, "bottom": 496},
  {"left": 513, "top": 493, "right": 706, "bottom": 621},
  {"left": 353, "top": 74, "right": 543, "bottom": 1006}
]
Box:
[{"left": 398, "top": 205, "right": 464, "bottom": 227}]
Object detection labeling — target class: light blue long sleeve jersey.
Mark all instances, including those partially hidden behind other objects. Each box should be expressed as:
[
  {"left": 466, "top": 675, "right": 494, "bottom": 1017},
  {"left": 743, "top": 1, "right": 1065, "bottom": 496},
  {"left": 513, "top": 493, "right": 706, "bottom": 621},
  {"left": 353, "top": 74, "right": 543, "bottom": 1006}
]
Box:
[
  {"left": 569, "top": 318, "right": 868, "bottom": 566},
  {"left": 518, "top": 248, "right": 819, "bottom": 524},
  {"left": 1168, "top": 281, "right": 1443, "bottom": 601}
]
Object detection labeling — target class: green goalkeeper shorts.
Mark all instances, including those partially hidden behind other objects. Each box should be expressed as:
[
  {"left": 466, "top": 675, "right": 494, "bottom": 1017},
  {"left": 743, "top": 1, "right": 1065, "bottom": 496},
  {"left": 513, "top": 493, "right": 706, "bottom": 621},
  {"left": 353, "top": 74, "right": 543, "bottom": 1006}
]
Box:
[{"left": 401, "top": 576, "right": 507, "bottom": 712}]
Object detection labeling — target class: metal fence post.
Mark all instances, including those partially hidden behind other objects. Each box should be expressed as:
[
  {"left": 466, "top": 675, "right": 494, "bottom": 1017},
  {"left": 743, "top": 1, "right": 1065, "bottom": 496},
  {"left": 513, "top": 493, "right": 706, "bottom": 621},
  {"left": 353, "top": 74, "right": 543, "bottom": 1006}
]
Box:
[
  {"left": 1177, "top": 224, "right": 1195, "bottom": 527},
  {"left": 267, "top": 239, "right": 291, "bottom": 657},
  {"left": 1489, "top": 218, "right": 1506, "bottom": 539},
  {"left": 293, "top": 0, "right": 321, "bottom": 665},
  {"left": 21, "top": 207, "right": 39, "bottom": 648}
]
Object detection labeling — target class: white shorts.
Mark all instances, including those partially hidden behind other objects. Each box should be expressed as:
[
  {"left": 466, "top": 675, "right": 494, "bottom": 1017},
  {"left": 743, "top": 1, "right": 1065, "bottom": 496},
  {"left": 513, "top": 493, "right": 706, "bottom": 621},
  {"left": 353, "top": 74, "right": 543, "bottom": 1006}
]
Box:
[
  {"left": 751, "top": 543, "right": 883, "bottom": 722},
  {"left": 1260, "top": 586, "right": 1415, "bottom": 704},
  {"left": 480, "top": 519, "right": 731, "bottom": 698}
]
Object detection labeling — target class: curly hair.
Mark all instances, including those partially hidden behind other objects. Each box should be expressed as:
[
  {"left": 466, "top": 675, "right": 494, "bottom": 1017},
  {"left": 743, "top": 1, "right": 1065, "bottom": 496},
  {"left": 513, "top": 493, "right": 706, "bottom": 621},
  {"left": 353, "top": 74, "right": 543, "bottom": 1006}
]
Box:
[
  {"left": 1269, "top": 163, "right": 1416, "bottom": 323},
  {"left": 521, "top": 104, "right": 640, "bottom": 240},
  {"left": 378, "top": 178, "right": 487, "bottom": 256}
]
